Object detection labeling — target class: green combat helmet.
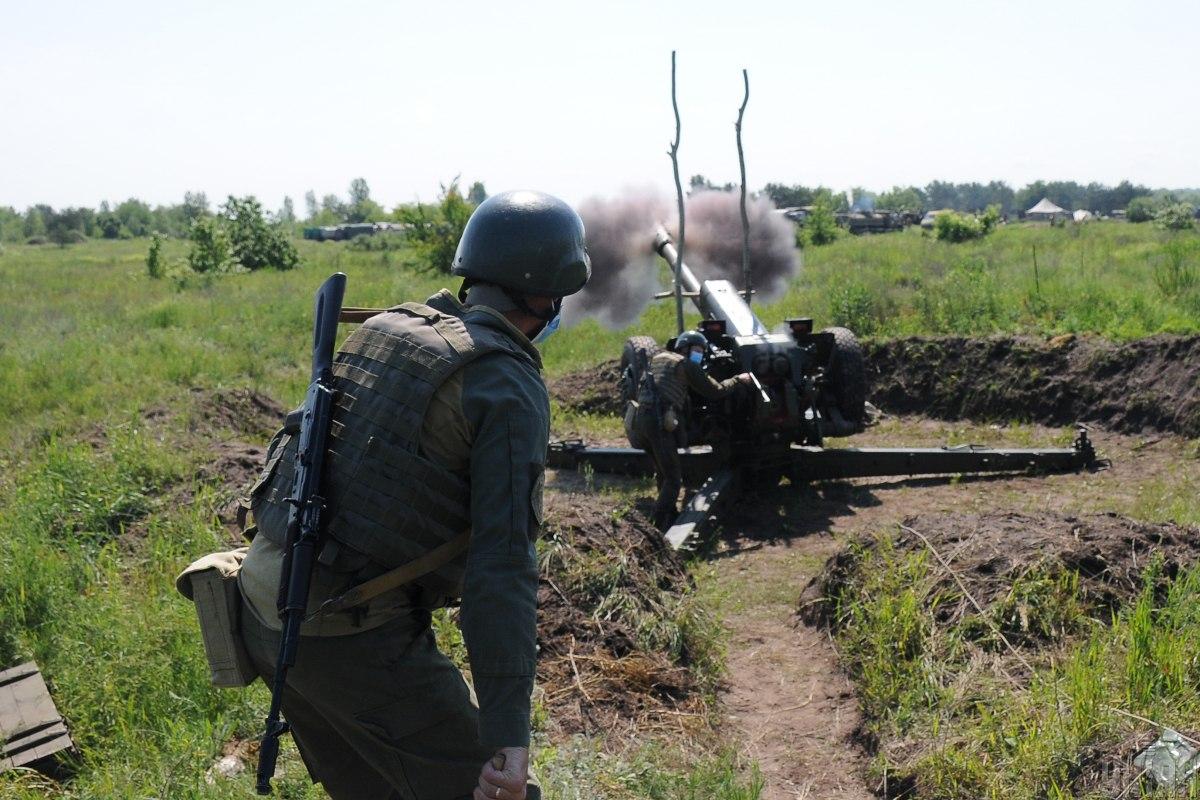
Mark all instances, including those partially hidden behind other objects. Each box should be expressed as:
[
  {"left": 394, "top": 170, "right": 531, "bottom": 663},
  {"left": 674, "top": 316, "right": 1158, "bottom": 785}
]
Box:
[
  {"left": 452, "top": 190, "right": 591, "bottom": 300},
  {"left": 674, "top": 330, "right": 708, "bottom": 355}
]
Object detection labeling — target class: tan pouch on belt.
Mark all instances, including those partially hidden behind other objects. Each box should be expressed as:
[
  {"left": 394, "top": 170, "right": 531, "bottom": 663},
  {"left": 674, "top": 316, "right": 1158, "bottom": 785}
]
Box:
[{"left": 175, "top": 548, "right": 256, "bottom": 688}]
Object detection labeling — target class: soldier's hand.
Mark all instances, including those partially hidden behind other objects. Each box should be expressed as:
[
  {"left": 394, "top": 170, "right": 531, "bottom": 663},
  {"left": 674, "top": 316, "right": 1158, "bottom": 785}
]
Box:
[
  {"left": 737, "top": 373, "right": 755, "bottom": 385},
  {"left": 475, "top": 746, "right": 529, "bottom": 800}
]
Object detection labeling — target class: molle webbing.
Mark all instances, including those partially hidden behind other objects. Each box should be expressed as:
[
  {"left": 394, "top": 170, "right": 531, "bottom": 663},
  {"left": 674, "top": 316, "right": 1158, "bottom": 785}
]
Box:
[
  {"left": 642, "top": 352, "right": 688, "bottom": 408},
  {"left": 255, "top": 301, "right": 531, "bottom": 596}
]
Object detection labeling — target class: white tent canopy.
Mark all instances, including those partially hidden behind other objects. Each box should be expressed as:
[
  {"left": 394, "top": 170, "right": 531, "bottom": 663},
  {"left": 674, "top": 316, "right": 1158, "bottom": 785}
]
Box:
[{"left": 1027, "top": 197, "right": 1068, "bottom": 216}]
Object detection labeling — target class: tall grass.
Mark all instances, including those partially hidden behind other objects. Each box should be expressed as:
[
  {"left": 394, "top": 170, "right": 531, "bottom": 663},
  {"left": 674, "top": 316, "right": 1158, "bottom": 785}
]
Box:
[
  {"left": 766, "top": 223, "right": 1200, "bottom": 340},
  {"left": 832, "top": 539, "right": 1200, "bottom": 798},
  {"left": 0, "top": 238, "right": 758, "bottom": 796}
]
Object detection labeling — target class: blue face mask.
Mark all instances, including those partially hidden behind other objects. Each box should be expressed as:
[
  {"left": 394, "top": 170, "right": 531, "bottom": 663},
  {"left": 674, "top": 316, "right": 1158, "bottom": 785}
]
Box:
[
  {"left": 532, "top": 312, "right": 561, "bottom": 345},
  {"left": 688, "top": 350, "right": 704, "bottom": 364}
]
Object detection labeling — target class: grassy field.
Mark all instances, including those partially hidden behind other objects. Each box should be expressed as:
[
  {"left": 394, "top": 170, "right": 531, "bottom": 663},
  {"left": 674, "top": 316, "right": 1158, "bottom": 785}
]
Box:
[
  {"left": 0, "top": 221, "right": 1197, "bottom": 798},
  {"left": 554, "top": 221, "right": 1200, "bottom": 382},
  {"left": 0, "top": 238, "right": 760, "bottom": 799}
]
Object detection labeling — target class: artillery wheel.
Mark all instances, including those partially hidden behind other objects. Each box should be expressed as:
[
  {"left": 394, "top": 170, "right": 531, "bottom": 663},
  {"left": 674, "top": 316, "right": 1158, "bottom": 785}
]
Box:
[
  {"left": 619, "top": 335, "right": 661, "bottom": 404},
  {"left": 823, "top": 326, "right": 867, "bottom": 426}
]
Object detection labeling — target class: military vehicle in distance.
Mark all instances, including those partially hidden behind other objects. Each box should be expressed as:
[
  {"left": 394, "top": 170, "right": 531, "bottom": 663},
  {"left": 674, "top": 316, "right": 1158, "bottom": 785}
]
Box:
[
  {"left": 548, "top": 226, "right": 1099, "bottom": 548},
  {"left": 302, "top": 222, "right": 405, "bottom": 242}
]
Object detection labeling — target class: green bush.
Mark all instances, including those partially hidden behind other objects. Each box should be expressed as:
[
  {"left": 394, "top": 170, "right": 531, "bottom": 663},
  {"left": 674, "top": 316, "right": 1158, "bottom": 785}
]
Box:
[
  {"left": 933, "top": 206, "right": 999, "bottom": 243},
  {"left": 395, "top": 179, "right": 474, "bottom": 273},
  {"left": 185, "top": 197, "right": 298, "bottom": 274},
  {"left": 1156, "top": 202, "right": 1197, "bottom": 232},
  {"left": 830, "top": 280, "right": 878, "bottom": 335},
  {"left": 801, "top": 201, "right": 841, "bottom": 247},
  {"left": 186, "top": 218, "right": 230, "bottom": 273},
  {"left": 1127, "top": 196, "right": 1157, "bottom": 223},
  {"left": 221, "top": 195, "right": 298, "bottom": 271},
  {"left": 145, "top": 233, "right": 164, "bottom": 279},
  {"left": 934, "top": 211, "right": 984, "bottom": 242},
  {"left": 980, "top": 203, "right": 1002, "bottom": 233}
]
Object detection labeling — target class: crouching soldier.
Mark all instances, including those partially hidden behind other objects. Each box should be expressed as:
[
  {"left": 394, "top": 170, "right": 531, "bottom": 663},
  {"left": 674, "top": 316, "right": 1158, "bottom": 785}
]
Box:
[{"left": 634, "top": 331, "right": 753, "bottom": 530}]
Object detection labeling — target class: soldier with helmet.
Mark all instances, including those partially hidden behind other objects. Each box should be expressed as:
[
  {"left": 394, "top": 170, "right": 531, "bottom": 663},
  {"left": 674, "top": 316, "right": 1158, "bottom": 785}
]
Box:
[
  {"left": 634, "top": 331, "right": 754, "bottom": 530},
  {"left": 237, "top": 191, "right": 588, "bottom": 800}
]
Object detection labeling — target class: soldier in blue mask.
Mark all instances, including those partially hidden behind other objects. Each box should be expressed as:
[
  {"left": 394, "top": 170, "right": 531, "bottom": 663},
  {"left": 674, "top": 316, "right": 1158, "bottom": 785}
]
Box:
[{"left": 632, "top": 331, "right": 753, "bottom": 530}]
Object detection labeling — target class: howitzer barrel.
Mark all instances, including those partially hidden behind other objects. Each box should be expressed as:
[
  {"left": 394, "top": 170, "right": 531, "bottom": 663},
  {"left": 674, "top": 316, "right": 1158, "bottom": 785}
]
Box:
[
  {"left": 653, "top": 226, "right": 767, "bottom": 336},
  {"left": 653, "top": 227, "right": 703, "bottom": 295}
]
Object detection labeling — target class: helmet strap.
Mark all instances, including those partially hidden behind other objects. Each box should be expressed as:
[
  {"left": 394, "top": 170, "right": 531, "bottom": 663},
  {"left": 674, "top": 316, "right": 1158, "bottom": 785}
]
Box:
[
  {"left": 501, "top": 287, "right": 561, "bottom": 322},
  {"left": 457, "top": 278, "right": 475, "bottom": 304}
]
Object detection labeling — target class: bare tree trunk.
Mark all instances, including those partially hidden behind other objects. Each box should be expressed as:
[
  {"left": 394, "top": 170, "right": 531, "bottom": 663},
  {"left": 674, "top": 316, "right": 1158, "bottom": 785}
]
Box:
[
  {"left": 736, "top": 68, "right": 751, "bottom": 304},
  {"left": 669, "top": 50, "right": 686, "bottom": 335}
]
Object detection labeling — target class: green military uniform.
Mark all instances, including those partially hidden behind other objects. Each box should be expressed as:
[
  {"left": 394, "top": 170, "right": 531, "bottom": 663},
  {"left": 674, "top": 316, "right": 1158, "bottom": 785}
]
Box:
[
  {"left": 239, "top": 289, "right": 547, "bottom": 800},
  {"left": 634, "top": 350, "right": 741, "bottom": 529}
]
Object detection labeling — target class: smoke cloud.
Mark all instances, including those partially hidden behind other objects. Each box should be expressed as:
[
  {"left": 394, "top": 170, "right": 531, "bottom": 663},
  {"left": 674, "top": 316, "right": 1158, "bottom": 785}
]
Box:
[
  {"left": 564, "top": 191, "right": 669, "bottom": 328},
  {"left": 678, "top": 191, "right": 799, "bottom": 302},
  {"left": 565, "top": 189, "right": 800, "bottom": 328}
]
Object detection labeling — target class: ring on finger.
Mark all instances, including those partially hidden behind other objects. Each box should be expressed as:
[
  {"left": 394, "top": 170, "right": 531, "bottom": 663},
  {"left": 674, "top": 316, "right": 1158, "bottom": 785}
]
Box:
[{"left": 494, "top": 787, "right": 501, "bottom": 799}]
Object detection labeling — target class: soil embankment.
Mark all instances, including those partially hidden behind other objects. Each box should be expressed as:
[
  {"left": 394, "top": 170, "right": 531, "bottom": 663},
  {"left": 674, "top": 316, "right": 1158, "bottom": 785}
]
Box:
[
  {"left": 802, "top": 509, "right": 1200, "bottom": 798},
  {"left": 865, "top": 334, "right": 1200, "bottom": 437},
  {"left": 535, "top": 492, "right": 710, "bottom": 737},
  {"left": 804, "top": 510, "right": 1200, "bottom": 634},
  {"left": 548, "top": 359, "right": 623, "bottom": 416},
  {"left": 550, "top": 335, "right": 1200, "bottom": 439}
]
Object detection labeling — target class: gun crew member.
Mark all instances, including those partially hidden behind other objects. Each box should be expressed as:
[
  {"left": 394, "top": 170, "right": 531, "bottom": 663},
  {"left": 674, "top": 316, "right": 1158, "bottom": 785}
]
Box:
[
  {"left": 237, "top": 191, "right": 589, "bottom": 800},
  {"left": 634, "top": 330, "right": 753, "bottom": 531}
]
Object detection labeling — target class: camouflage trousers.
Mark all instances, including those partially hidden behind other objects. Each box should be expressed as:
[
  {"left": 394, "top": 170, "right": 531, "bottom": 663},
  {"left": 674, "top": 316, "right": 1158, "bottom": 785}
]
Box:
[
  {"left": 240, "top": 600, "right": 540, "bottom": 800},
  {"left": 634, "top": 411, "right": 684, "bottom": 530}
]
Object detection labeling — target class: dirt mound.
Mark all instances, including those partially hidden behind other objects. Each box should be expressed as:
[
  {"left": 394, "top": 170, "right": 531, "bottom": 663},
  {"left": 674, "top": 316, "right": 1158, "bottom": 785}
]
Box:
[
  {"left": 536, "top": 491, "right": 711, "bottom": 737},
  {"left": 202, "top": 442, "right": 269, "bottom": 535},
  {"left": 550, "top": 335, "right": 1200, "bottom": 436},
  {"left": 866, "top": 334, "right": 1200, "bottom": 437},
  {"left": 547, "top": 359, "right": 623, "bottom": 416},
  {"left": 187, "top": 388, "right": 287, "bottom": 439},
  {"left": 804, "top": 511, "right": 1200, "bottom": 637}
]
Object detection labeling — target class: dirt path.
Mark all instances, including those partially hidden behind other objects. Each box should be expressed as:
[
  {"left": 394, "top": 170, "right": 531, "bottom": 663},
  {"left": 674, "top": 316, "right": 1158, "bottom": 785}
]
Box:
[
  {"left": 710, "top": 417, "right": 1194, "bottom": 798},
  {"left": 717, "top": 533, "right": 874, "bottom": 799}
]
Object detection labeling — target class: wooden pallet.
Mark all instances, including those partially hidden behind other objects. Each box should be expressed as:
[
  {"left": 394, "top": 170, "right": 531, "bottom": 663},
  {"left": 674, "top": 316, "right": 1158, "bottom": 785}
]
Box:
[{"left": 1, "top": 661, "right": 73, "bottom": 771}]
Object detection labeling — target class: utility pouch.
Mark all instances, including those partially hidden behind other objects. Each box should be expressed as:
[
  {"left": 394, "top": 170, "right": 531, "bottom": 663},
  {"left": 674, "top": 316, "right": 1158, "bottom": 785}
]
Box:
[
  {"left": 175, "top": 548, "right": 257, "bottom": 688},
  {"left": 662, "top": 406, "right": 680, "bottom": 433}
]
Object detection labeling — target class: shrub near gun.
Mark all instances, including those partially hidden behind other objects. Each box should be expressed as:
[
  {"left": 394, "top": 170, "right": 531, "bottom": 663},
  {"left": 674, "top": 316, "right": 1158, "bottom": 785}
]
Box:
[{"left": 256, "top": 272, "right": 346, "bottom": 795}]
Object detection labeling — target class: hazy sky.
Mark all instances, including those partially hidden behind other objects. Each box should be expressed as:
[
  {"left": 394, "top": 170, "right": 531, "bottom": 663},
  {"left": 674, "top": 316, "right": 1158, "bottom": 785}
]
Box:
[{"left": 2, "top": 0, "right": 1197, "bottom": 211}]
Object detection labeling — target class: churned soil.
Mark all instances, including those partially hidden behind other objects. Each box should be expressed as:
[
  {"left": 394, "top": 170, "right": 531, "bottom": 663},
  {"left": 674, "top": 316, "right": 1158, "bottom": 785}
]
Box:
[
  {"left": 535, "top": 490, "right": 707, "bottom": 738},
  {"left": 547, "top": 359, "right": 624, "bottom": 416},
  {"left": 865, "top": 334, "right": 1200, "bottom": 437},
  {"left": 186, "top": 387, "right": 287, "bottom": 440}
]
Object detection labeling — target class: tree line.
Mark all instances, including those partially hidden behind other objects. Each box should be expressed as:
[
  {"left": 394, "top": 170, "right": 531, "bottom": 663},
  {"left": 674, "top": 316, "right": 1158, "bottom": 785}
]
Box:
[
  {"left": 0, "top": 178, "right": 488, "bottom": 246},
  {"left": 756, "top": 179, "right": 1200, "bottom": 217},
  {"left": 5, "top": 176, "right": 1198, "bottom": 246}
]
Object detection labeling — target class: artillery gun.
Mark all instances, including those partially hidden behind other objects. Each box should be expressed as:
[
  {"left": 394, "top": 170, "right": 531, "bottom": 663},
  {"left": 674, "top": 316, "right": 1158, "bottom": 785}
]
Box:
[{"left": 548, "top": 227, "right": 1100, "bottom": 548}]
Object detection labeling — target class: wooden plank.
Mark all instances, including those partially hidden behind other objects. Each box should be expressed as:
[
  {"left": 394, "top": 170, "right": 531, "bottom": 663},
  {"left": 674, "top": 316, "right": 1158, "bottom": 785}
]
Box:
[{"left": 0, "top": 661, "right": 73, "bottom": 771}]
